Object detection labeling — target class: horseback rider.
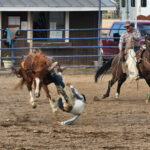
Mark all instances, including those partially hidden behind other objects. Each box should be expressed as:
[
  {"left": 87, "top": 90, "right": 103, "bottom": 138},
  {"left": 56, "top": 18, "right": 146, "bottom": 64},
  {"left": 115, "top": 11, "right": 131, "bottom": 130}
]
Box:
[
  {"left": 119, "top": 21, "right": 141, "bottom": 80},
  {"left": 56, "top": 83, "right": 86, "bottom": 125}
]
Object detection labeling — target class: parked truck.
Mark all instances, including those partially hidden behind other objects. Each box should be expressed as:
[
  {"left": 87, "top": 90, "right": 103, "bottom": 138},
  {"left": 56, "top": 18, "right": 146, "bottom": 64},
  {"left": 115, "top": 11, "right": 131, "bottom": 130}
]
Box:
[{"left": 101, "top": 20, "right": 150, "bottom": 60}]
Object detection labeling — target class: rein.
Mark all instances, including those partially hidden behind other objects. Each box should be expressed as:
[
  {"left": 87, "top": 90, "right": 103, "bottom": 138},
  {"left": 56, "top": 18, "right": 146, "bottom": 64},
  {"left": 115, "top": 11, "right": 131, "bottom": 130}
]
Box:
[
  {"left": 137, "top": 48, "right": 150, "bottom": 66},
  {"left": 139, "top": 57, "right": 150, "bottom": 66}
]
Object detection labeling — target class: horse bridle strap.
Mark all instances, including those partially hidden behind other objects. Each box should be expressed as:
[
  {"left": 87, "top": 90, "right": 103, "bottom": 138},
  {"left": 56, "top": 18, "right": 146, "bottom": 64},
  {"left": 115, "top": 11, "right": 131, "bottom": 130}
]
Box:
[
  {"left": 135, "top": 49, "right": 150, "bottom": 66},
  {"left": 139, "top": 57, "right": 150, "bottom": 66}
]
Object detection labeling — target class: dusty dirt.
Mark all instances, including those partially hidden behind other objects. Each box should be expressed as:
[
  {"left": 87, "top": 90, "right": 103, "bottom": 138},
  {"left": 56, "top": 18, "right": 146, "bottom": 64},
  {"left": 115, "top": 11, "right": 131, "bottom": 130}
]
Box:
[{"left": 1, "top": 74, "right": 150, "bottom": 150}]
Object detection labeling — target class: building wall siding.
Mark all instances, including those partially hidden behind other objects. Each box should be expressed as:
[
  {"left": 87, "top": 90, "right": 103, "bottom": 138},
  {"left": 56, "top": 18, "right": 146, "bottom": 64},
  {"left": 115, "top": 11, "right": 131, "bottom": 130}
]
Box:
[
  {"left": 69, "top": 11, "right": 98, "bottom": 65},
  {"left": 1, "top": 11, "right": 98, "bottom": 66},
  {"left": 36, "top": 11, "right": 98, "bottom": 66}
]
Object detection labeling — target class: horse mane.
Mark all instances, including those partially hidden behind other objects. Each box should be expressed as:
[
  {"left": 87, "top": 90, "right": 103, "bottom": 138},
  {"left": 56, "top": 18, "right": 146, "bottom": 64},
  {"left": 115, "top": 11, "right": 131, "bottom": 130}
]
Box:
[
  {"left": 125, "top": 35, "right": 134, "bottom": 51},
  {"left": 33, "top": 51, "right": 52, "bottom": 67},
  {"left": 23, "top": 50, "right": 52, "bottom": 71}
]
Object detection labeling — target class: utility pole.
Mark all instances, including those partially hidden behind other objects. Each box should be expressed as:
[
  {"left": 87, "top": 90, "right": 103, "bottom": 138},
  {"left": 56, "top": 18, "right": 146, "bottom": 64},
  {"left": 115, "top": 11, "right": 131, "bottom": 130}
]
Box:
[
  {"left": 126, "top": 0, "right": 129, "bottom": 20},
  {"left": 135, "top": 0, "right": 137, "bottom": 29},
  {"left": 98, "top": 0, "right": 102, "bottom": 67}
]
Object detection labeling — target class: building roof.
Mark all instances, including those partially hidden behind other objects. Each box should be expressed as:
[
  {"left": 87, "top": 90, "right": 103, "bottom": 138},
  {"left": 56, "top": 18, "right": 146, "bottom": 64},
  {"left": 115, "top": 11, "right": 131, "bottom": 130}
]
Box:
[{"left": 0, "top": 0, "right": 116, "bottom": 11}]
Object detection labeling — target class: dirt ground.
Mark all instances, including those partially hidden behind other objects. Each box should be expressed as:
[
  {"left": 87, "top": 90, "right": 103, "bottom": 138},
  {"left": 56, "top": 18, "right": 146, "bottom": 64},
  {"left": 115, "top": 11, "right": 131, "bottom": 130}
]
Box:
[{"left": 1, "top": 73, "right": 150, "bottom": 150}]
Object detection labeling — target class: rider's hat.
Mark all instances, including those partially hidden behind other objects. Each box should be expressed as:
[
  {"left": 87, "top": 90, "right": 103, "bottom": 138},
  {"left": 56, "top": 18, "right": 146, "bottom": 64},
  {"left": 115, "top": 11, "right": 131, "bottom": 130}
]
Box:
[{"left": 124, "top": 21, "right": 132, "bottom": 27}]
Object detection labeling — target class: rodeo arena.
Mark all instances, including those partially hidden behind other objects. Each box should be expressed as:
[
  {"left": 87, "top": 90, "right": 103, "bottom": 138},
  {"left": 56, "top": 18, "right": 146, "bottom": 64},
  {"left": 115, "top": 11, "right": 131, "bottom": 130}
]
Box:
[{"left": 1, "top": 0, "right": 150, "bottom": 149}]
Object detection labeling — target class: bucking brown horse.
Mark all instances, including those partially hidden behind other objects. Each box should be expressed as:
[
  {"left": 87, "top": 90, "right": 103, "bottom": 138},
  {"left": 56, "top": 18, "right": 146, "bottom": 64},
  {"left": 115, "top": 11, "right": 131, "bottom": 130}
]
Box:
[
  {"left": 95, "top": 34, "right": 150, "bottom": 102},
  {"left": 14, "top": 51, "right": 58, "bottom": 113}
]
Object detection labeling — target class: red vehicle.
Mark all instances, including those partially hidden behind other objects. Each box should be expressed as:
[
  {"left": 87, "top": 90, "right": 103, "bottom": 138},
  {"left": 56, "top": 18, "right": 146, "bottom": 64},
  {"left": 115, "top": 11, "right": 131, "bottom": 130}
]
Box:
[{"left": 101, "top": 20, "right": 150, "bottom": 60}]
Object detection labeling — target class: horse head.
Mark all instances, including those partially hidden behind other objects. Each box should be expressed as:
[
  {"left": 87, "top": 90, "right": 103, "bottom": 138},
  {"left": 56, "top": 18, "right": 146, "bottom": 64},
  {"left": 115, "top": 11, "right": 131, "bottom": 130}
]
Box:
[{"left": 31, "top": 52, "right": 52, "bottom": 98}]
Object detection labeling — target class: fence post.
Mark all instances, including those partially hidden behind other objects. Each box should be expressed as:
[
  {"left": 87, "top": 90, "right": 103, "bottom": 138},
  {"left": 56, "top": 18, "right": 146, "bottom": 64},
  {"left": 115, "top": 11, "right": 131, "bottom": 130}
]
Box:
[
  {"left": 65, "top": 12, "right": 69, "bottom": 42},
  {"left": 11, "top": 39, "right": 14, "bottom": 67},
  {"left": 98, "top": 0, "right": 102, "bottom": 67},
  {"left": 0, "top": 12, "right": 2, "bottom": 69},
  {"left": 27, "top": 12, "right": 33, "bottom": 54}
]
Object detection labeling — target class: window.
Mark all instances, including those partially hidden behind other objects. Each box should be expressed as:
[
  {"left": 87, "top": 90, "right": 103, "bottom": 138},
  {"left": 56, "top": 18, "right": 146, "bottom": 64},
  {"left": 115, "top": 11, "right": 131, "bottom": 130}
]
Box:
[
  {"left": 33, "top": 12, "right": 49, "bottom": 39},
  {"left": 141, "top": 0, "right": 147, "bottom": 7},
  {"left": 8, "top": 16, "right": 20, "bottom": 26},
  {"left": 49, "top": 12, "right": 65, "bottom": 40},
  {"left": 131, "top": 0, "right": 135, "bottom": 7},
  {"left": 110, "top": 23, "right": 121, "bottom": 37},
  {"left": 121, "top": 0, "right": 126, "bottom": 7},
  {"left": 33, "top": 12, "right": 65, "bottom": 42}
]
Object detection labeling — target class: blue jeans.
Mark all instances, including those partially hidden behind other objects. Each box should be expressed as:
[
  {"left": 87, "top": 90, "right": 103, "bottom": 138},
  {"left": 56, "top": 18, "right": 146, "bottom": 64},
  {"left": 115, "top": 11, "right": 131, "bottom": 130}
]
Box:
[{"left": 51, "top": 72, "right": 65, "bottom": 88}]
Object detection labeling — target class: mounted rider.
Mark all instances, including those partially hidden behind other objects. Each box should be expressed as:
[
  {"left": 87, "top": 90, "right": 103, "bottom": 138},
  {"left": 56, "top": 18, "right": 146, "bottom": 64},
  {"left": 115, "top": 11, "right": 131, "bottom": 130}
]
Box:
[{"left": 119, "top": 21, "right": 141, "bottom": 80}]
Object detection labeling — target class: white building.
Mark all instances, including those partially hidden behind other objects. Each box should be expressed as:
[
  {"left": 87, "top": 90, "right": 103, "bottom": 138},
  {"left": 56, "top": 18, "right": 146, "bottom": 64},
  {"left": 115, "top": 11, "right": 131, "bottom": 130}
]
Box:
[{"left": 120, "top": 0, "right": 149, "bottom": 20}]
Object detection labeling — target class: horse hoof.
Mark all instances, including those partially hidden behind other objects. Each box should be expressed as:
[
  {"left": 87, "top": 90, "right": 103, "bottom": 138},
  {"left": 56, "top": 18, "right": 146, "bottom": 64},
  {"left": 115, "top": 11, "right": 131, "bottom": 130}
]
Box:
[
  {"left": 32, "top": 103, "right": 37, "bottom": 109},
  {"left": 115, "top": 93, "right": 119, "bottom": 99},
  {"left": 145, "top": 99, "right": 149, "bottom": 104},
  {"left": 102, "top": 95, "right": 108, "bottom": 99},
  {"left": 30, "top": 100, "right": 37, "bottom": 109}
]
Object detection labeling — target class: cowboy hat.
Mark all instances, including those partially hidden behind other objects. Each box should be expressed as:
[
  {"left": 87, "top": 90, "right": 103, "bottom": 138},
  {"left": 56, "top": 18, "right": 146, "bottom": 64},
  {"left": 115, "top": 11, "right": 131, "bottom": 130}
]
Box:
[{"left": 124, "top": 21, "right": 132, "bottom": 27}]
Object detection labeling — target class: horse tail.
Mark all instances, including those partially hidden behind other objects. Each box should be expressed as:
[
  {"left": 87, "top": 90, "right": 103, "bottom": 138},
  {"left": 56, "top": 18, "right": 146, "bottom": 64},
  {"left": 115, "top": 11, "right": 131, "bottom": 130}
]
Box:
[
  {"left": 13, "top": 78, "right": 25, "bottom": 90},
  {"left": 95, "top": 58, "right": 113, "bottom": 82}
]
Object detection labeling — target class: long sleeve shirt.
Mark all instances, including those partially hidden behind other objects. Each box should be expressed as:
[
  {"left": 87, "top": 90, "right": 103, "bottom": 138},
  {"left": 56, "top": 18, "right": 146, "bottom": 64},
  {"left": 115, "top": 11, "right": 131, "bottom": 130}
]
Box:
[
  {"left": 60, "top": 115, "right": 80, "bottom": 125},
  {"left": 119, "top": 29, "right": 141, "bottom": 49}
]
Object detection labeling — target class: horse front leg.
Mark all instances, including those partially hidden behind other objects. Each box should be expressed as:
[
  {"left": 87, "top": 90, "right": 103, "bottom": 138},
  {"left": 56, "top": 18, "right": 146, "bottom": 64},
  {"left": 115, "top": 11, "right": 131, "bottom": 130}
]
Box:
[
  {"left": 115, "top": 74, "right": 127, "bottom": 99},
  {"left": 103, "top": 73, "right": 120, "bottom": 99},
  {"left": 42, "top": 84, "right": 57, "bottom": 113},
  {"left": 29, "top": 90, "right": 37, "bottom": 108},
  {"left": 27, "top": 82, "right": 37, "bottom": 108},
  {"left": 103, "top": 80, "right": 114, "bottom": 99}
]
